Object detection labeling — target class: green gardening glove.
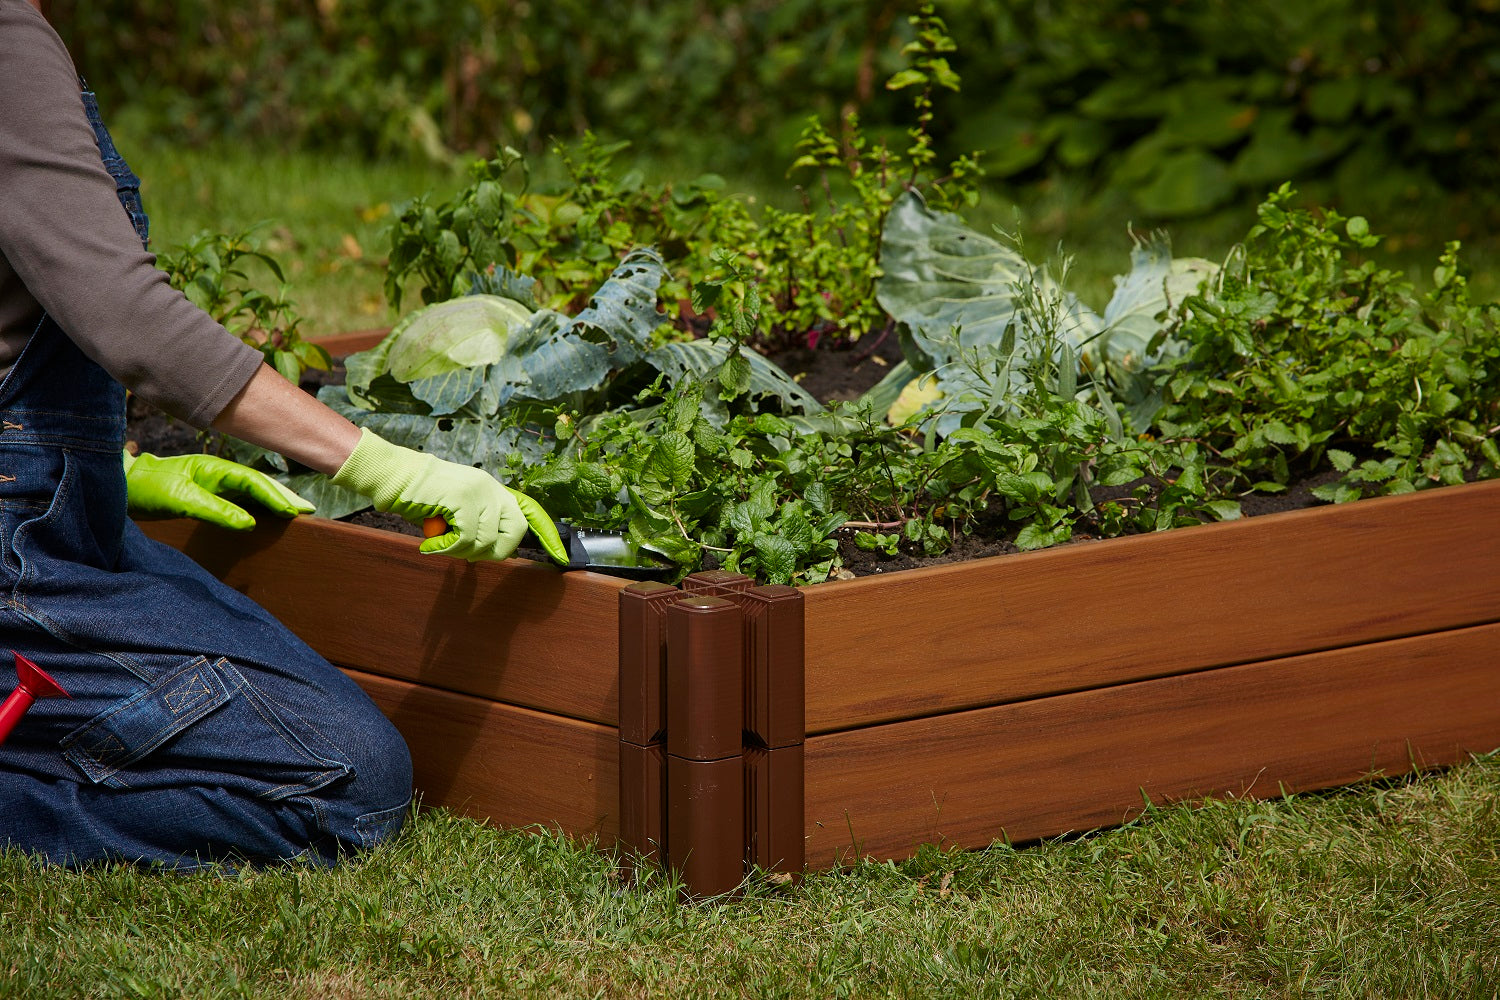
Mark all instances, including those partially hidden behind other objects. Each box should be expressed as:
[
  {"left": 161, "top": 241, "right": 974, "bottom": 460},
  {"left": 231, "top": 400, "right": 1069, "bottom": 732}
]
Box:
[
  {"left": 123, "top": 450, "right": 315, "bottom": 530},
  {"left": 330, "top": 428, "right": 568, "bottom": 564}
]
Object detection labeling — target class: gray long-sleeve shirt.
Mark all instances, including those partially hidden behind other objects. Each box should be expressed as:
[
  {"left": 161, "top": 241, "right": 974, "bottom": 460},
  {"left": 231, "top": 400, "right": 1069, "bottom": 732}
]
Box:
[{"left": 0, "top": 0, "right": 264, "bottom": 427}]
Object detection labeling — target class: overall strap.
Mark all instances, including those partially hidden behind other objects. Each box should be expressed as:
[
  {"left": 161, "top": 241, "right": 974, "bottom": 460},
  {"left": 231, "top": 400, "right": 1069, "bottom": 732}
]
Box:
[
  {"left": 78, "top": 75, "right": 149, "bottom": 250},
  {"left": 0, "top": 75, "right": 141, "bottom": 423}
]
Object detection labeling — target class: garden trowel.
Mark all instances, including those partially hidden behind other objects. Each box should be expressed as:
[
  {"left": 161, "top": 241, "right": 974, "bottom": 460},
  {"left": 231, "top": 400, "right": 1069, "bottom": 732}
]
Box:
[
  {"left": 538, "top": 522, "right": 674, "bottom": 580},
  {"left": 424, "top": 516, "right": 672, "bottom": 579}
]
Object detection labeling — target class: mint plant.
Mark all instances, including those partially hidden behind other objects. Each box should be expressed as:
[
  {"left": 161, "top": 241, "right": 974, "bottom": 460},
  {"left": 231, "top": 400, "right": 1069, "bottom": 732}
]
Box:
[
  {"left": 1153, "top": 185, "right": 1500, "bottom": 499},
  {"left": 384, "top": 151, "right": 526, "bottom": 310},
  {"left": 518, "top": 379, "right": 851, "bottom": 584},
  {"left": 691, "top": 249, "right": 762, "bottom": 402}
]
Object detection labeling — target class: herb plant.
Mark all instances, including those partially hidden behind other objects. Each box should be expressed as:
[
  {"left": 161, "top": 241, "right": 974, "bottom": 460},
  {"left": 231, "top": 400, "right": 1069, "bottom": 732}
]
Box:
[
  {"left": 158, "top": 226, "right": 330, "bottom": 382},
  {"left": 1153, "top": 185, "right": 1500, "bottom": 500},
  {"left": 383, "top": 138, "right": 753, "bottom": 317}
]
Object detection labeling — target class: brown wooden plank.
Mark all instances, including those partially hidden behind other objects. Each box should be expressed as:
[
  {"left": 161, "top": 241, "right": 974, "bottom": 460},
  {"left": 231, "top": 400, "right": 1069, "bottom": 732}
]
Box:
[
  {"left": 139, "top": 516, "right": 631, "bottom": 725},
  {"left": 804, "top": 621, "right": 1500, "bottom": 866},
  {"left": 307, "top": 327, "right": 390, "bottom": 356},
  {"left": 802, "top": 478, "right": 1500, "bottom": 732},
  {"left": 347, "top": 668, "right": 617, "bottom": 840}
]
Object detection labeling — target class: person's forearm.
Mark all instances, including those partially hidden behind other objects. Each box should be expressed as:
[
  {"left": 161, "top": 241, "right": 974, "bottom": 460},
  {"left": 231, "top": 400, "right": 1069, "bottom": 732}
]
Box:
[{"left": 210, "top": 364, "right": 362, "bottom": 476}]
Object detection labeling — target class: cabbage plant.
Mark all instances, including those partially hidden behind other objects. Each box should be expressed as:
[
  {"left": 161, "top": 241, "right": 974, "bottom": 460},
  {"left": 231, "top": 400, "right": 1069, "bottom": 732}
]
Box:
[
  {"left": 287, "top": 248, "right": 820, "bottom": 518},
  {"left": 869, "top": 191, "right": 1217, "bottom": 433}
]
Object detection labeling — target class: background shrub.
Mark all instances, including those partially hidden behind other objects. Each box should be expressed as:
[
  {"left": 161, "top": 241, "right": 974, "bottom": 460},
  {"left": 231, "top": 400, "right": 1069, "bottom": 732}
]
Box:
[{"left": 47, "top": 0, "right": 1500, "bottom": 223}]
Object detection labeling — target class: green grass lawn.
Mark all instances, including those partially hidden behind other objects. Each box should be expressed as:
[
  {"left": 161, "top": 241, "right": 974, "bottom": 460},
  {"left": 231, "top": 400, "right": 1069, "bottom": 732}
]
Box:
[
  {"left": 5, "top": 754, "right": 1498, "bottom": 997},
  {"left": 119, "top": 130, "right": 467, "bottom": 338}
]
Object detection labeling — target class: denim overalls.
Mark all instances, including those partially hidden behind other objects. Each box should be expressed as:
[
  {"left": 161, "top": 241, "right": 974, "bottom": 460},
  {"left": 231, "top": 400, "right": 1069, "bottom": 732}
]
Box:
[{"left": 0, "top": 83, "right": 411, "bottom": 868}]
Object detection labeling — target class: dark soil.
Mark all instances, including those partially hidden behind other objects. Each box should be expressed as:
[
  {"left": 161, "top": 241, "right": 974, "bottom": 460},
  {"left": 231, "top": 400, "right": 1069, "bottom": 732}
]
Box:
[
  {"left": 129, "top": 342, "right": 1346, "bottom": 578},
  {"left": 770, "top": 339, "right": 903, "bottom": 404}
]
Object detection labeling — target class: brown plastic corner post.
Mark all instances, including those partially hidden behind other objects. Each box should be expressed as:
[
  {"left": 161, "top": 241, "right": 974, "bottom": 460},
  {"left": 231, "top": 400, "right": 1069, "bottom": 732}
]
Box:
[
  {"left": 617, "top": 581, "right": 680, "bottom": 871},
  {"left": 685, "top": 574, "right": 807, "bottom": 877},
  {"left": 738, "top": 585, "right": 806, "bottom": 877},
  {"left": 682, "top": 570, "right": 756, "bottom": 599},
  {"left": 666, "top": 595, "right": 745, "bottom": 898}
]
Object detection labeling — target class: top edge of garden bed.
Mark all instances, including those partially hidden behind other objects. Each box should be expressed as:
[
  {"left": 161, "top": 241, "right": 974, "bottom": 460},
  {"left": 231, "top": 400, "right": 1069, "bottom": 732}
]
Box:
[
  {"left": 799, "top": 475, "right": 1500, "bottom": 598},
  {"left": 797, "top": 475, "right": 1500, "bottom": 733},
  {"left": 141, "top": 515, "right": 632, "bottom": 726}
]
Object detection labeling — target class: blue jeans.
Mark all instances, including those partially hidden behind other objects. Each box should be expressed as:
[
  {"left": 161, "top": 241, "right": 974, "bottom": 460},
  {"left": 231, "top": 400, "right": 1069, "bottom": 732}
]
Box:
[{"left": 0, "top": 85, "right": 412, "bottom": 870}]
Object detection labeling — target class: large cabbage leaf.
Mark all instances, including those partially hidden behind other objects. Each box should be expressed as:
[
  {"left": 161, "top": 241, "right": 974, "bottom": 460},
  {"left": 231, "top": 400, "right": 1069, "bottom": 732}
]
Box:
[
  {"left": 386, "top": 295, "right": 530, "bottom": 381},
  {"left": 343, "top": 249, "right": 668, "bottom": 419},
  {"left": 649, "top": 339, "right": 823, "bottom": 417},
  {"left": 1097, "top": 235, "right": 1218, "bottom": 372},
  {"left": 1093, "top": 238, "right": 1218, "bottom": 428},
  {"left": 875, "top": 191, "right": 1100, "bottom": 367},
  {"left": 873, "top": 190, "right": 1215, "bottom": 431},
  {"left": 459, "top": 247, "right": 670, "bottom": 408},
  {"left": 344, "top": 294, "right": 533, "bottom": 414}
]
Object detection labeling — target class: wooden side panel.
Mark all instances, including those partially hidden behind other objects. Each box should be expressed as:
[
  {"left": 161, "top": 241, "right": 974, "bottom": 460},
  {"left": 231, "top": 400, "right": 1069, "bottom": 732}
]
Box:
[
  {"left": 347, "top": 668, "right": 617, "bottom": 839},
  {"left": 307, "top": 327, "right": 390, "bottom": 355},
  {"left": 140, "top": 517, "right": 631, "bottom": 725},
  {"left": 804, "top": 622, "right": 1500, "bottom": 866},
  {"left": 802, "top": 479, "right": 1500, "bottom": 732}
]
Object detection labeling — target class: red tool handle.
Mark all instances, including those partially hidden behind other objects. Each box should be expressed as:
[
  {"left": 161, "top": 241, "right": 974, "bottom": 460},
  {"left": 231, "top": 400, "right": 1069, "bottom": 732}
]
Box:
[
  {"left": 423, "top": 516, "right": 447, "bottom": 539},
  {"left": 0, "top": 689, "right": 37, "bottom": 744},
  {"left": 0, "top": 652, "right": 69, "bottom": 746}
]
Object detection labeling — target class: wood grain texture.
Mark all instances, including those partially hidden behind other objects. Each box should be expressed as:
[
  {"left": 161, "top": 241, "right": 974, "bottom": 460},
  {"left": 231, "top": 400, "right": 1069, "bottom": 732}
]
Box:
[
  {"left": 307, "top": 328, "right": 390, "bottom": 355},
  {"left": 802, "top": 478, "right": 1500, "bottom": 732},
  {"left": 347, "top": 668, "right": 617, "bottom": 839},
  {"left": 140, "top": 517, "right": 631, "bottom": 725},
  {"left": 804, "top": 622, "right": 1500, "bottom": 865}
]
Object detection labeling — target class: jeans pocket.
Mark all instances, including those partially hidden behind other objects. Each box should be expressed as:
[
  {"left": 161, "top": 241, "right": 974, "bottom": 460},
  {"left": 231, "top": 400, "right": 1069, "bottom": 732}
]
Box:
[
  {"left": 60, "top": 656, "right": 354, "bottom": 800},
  {"left": 61, "top": 655, "right": 230, "bottom": 784},
  {"left": 3, "top": 445, "right": 125, "bottom": 587}
]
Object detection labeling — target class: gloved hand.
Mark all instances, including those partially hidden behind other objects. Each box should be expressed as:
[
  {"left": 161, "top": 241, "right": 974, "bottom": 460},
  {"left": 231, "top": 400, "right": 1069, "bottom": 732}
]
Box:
[
  {"left": 123, "top": 450, "right": 315, "bottom": 530},
  {"left": 330, "top": 428, "right": 568, "bottom": 564}
]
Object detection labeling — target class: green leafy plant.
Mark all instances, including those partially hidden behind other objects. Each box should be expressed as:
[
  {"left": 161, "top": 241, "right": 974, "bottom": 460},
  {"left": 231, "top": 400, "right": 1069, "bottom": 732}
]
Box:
[
  {"left": 158, "top": 226, "right": 329, "bottom": 382},
  {"left": 338, "top": 189, "right": 1256, "bottom": 580},
  {"left": 296, "top": 249, "right": 820, "bottom": 518},
  {"left": 890, "top": 307, "right": 1233, "bottom": 553},
  {"left": 871, "top": 189, "right": 1217, "bottom": 434},
  {"left": 523, "top": 380, "right": 850, "bottom": 584},
  {"left": 384, "top": 137, "right": 754, "bottom": 318},
  {"left": 384, "top": 150, "right": 527, "bottom": 310},
  {"left": 691, "top": 249, "right": 763, "bottom": 402},
  {"left": 382, "top": 5, "right": 983, "bottom": 354},
  {"left": 532, "top": 225, "right": 1238, "bottom": 573},
  {"left": 1153, "top": 185, "right": 1500, "bottom": 499},
  {"left": 751, "top": 3, "right": 985, "bottom": 350}
]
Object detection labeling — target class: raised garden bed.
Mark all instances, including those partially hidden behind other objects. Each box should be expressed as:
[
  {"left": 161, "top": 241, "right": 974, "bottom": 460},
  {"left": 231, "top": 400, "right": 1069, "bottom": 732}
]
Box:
[{"left": 138, "top": 466, "right": 1500, "bottom": 894}]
